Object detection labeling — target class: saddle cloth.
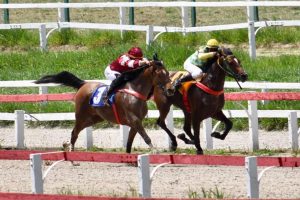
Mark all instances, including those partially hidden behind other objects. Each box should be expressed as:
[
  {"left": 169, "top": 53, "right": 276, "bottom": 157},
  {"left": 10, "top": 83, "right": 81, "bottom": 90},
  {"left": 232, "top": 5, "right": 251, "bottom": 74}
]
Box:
[{"left": 89, "top": 85, "right": 115, "bottom": 107}]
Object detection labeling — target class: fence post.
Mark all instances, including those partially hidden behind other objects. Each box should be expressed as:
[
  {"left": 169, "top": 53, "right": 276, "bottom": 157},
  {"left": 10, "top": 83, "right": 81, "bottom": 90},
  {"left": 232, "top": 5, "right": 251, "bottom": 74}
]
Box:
[
  {"left": 191, "top": 0, "right": 196, "bottom": 27},
  {"left": 120, "top": 125, "right": 129, "bottom": 148},
  {"left": 58, "top": 7, "right": 65, "bottom": 23},
  {"left": 30, "top": 154, "right": 43, "bottom": 194},
  {"left": 288, "top": 111, "right": 298, "bottom": 151},
  {"left": 247, "top": 0, "right": 256, "bottom": 59},
  {"left": 165, "top": 106, "right": 174, "bottom": 149},
  {"left": 248, "top": 100, "right": 259, "bottom": 151},
  {"left": 203, "top": 118, "right": 213, "bottom": 149},
  {"left": 129, "top": 0, "right": 134, "bottom": 25},
  {"left": 39, "top": 24, "right": 47, "bottom": 52},
  {"left": 181, "top": 6, "right": 189, "bottom": 35},
  {"left": 245, "top": 156, "right": 259, "bottom": 198},
  {"left": 63, "top": 0, "right": 70, "bottom": 22},
  {"left": 3, "top": 0, "right": 9, "bottom": 24},
  {"left": 261, "top": 88, "right": 269, "bottom": 105},
  {"left": 137, "top": 154, "right": 151, "bottom": 198},
  {"left": 146, "top": 25, "right": 154, "bottom": 46},
  {"left": 15, "top": 110, "right": 25, "bottom": 149},
  {"left": 119, "top": 7, "right": 126, "bottom": 39},
  {"left": 253, "top": 0, "right": 259, "bottom": 22},
  {"left": 85, "top": 127, "right": 93, "bottom": 149}
]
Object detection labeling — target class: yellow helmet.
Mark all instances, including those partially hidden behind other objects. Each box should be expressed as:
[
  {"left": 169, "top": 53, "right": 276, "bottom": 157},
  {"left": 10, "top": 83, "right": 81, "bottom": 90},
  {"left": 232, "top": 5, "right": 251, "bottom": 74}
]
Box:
[{"left": 206, "top": 39, "right": 219, "bottom": 48}]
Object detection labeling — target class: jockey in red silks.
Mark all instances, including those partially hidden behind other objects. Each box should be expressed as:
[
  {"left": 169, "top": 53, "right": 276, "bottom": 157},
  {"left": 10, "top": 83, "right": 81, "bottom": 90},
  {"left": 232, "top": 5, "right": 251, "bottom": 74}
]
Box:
[{"left": 103, "top": 47, "right": 150, "bottom": 105}]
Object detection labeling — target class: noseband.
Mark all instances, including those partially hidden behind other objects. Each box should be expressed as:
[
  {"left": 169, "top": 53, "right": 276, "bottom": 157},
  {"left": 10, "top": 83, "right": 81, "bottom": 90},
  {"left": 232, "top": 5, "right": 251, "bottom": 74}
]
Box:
[{"left": 217, "top": 55, "right": 243, "bottom": 89}]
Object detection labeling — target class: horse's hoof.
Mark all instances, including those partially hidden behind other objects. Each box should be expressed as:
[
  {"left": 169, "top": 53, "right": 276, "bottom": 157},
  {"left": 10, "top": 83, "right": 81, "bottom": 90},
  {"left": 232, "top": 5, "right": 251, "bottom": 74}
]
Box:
[
  {"left": 150, "top": 148, "right": 160, "bottom": 155},
  {"left": 71, "top": 161, "right": 80, "bottom": 166},
  {"left": 211, "top": 132, "right": 223, "bottom": 139},
  {"left": 177, "top": 133, "right": 186, "bottom": 140},
  {"left": 62, "top": 141, "right": 70, "bottom": 151},
  {"left": 196, "top": 150, "right": 204, "bottom": 155},
  {"left": 170, "top": 145, "right": 177, "bottom": 152}
]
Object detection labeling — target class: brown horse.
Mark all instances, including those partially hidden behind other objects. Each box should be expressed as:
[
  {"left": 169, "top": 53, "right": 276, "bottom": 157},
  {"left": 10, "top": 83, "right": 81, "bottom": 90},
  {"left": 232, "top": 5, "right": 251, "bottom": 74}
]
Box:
[
  {"left": 35, "top": 57, "right": 174, "bottom": 153},
  {"left": 153, "top": 47, "right": 248, "bottom": 154}
]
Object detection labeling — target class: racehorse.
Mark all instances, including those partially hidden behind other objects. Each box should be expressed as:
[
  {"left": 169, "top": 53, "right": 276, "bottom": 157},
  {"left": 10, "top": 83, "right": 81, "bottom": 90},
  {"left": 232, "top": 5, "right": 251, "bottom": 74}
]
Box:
[
  {"left": 153, "top": 47, "right": 248, "bottom": 154},
  {"left": 35, "top": 56, "right": 174, "bottom": 153}
]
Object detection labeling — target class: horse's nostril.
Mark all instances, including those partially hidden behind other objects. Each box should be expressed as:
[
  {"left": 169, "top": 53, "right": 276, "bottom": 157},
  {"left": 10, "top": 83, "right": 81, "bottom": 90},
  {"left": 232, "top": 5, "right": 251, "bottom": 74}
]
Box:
[{"left": 241, "top": 73, "right": 248, "bottom": 82}]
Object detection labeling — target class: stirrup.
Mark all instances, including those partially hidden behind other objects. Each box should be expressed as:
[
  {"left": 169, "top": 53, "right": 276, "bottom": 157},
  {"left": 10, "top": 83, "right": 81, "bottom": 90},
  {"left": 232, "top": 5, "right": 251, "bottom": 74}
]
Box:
[{"left": 173, "top": 80, "right": 182, "bottom": 89}]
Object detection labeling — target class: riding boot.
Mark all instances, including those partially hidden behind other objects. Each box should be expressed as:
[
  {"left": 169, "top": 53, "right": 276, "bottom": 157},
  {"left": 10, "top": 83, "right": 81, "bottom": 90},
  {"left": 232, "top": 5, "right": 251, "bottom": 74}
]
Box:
[
  {"left": 103, "top": 76, "right": 125, "bottom": 106},
  {"left": 174, "top": 74, "right": 194, "bottom": 89}
]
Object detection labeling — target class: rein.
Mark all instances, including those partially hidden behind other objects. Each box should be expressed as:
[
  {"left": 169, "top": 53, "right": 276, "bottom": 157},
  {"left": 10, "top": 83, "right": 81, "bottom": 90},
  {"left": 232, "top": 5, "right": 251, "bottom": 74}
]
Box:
[{"left": 217, "top": 57, "right": 243, "bottom": 89}]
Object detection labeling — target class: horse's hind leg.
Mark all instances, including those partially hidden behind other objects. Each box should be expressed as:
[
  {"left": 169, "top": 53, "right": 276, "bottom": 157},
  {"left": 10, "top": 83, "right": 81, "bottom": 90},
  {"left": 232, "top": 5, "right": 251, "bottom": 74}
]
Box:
[
  {"left": 68, "top": 115, "right": 103, "bottom": 151},
  {"left": 211, "top": 110, "right": 233, "bottom": 140}
]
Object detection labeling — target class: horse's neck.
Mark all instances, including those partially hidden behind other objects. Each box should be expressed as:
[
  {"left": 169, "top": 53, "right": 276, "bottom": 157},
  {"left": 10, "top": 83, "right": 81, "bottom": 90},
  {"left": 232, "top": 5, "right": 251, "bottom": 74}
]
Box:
[
  {"left": 201, "top": 62, "right": 226, "bottom": 91},
  {"left": 127, "top": 70, "right": 153, "bottom": 97}
]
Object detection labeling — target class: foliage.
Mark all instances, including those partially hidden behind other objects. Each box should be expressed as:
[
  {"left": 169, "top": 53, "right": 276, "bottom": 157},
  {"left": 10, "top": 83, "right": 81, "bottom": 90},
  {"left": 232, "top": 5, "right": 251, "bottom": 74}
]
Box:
[
  {"left": 188, "top": 186, "right": 227, "bottom": 199},
  {"left": 0, "top": 28, "right": 299, "bottom": 130}
]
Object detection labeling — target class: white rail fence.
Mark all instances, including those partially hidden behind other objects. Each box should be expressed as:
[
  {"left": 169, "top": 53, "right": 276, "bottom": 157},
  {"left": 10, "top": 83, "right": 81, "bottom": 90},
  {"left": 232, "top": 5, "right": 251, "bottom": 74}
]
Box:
[
  {"left": 1, "top": 1, "right": 300, "bottom": 58},
  {"left": 29, "top": 151, "right": 298, "bottom": 198},
  {"left": 0, "top": 80, "right": 299, "bottom": 150}
]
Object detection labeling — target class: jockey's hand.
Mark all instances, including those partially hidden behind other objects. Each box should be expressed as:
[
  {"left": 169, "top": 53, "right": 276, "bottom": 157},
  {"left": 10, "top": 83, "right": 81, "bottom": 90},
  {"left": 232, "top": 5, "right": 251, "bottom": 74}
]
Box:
[
  {"left": 140, "top": 60, "right": 150, "bottom": 66},
  {"left": 213, "top": 52, "right": 220, "bottom": 58}
]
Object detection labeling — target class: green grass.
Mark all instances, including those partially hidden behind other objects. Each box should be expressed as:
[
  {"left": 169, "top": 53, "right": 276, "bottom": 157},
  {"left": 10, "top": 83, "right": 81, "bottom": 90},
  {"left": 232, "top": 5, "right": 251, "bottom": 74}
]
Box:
[{"left": 0, "top": 28, "right": 299, "bottom": 130}]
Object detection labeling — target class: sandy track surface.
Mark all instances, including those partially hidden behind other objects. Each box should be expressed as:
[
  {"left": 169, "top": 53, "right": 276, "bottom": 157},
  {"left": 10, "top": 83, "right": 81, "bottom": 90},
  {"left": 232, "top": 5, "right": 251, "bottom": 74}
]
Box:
[{"left": 1, "top": 127, "right": 300, "bottom": 198}]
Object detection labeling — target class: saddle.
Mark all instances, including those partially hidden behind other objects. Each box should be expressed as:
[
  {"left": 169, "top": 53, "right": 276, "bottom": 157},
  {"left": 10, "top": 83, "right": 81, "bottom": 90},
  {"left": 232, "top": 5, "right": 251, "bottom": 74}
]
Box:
[{"left": 171, "top": 71, "right": 200, "bottom": 94}]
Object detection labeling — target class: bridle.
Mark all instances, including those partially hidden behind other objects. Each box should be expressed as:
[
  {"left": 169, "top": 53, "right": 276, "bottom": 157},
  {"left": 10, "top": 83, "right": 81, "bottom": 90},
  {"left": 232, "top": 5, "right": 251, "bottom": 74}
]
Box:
[{"left": 217, "top": 54, "right": 243, "bottom": 89}]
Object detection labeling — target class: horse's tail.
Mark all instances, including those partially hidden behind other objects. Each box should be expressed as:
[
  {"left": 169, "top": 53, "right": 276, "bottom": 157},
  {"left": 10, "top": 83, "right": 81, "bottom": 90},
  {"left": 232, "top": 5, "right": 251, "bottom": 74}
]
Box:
[{"left": 34, "top": 71, "right": 85, "bottom": 90}]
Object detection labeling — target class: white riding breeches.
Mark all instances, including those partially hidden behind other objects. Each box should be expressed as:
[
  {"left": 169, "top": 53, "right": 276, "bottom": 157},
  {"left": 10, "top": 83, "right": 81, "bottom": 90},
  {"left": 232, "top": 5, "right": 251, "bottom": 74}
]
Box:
[
  {"left": 104, "top": 66, "right": 121, "bottom": 81},
  {"left": 183, "top": 60, "right": 203, "bottom": 79}
]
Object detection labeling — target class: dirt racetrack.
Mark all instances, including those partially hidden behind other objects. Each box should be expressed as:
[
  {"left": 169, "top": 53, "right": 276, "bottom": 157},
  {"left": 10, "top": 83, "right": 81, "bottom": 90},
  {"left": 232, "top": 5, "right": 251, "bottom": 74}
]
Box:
[{"left": 1, "top": 127, "right": 300, "bottom": 198}]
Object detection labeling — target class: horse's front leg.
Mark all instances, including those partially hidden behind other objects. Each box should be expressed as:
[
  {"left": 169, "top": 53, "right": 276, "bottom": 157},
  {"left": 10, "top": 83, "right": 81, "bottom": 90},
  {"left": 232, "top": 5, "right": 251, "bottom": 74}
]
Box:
[
  {"left": 192, "top": 113, "right": 203, "bottom": 155},
  {"left": 126, "top": 128, "right": 137, "bottom": 153},
  {"left": 211, "top": 110, "right": 233, "bottom": 140},
  {"left": 156, "top": 104, "right": 178, "bottom": 151},
  {"left": 154, "top": 90, "right": 178, "bottom": 151},
  {"left": 177, "top": 111, "right": 195, "bottom": 145},
  {"left": 129, "top": 118, "right": 154, "bottom": 151}
]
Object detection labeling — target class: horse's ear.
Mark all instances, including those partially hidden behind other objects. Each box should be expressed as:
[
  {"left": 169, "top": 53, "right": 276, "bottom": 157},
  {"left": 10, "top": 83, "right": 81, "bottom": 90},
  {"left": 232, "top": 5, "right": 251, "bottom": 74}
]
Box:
[{"left": 153, "top": 53, "right": 159, "bottom": 61}]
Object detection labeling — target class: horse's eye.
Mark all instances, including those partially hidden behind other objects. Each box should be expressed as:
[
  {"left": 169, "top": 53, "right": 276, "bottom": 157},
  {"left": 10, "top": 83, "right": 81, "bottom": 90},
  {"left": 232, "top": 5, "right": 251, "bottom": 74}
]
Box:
[{"left": 226, "top": 56, "right": 234, "bottom": 63}]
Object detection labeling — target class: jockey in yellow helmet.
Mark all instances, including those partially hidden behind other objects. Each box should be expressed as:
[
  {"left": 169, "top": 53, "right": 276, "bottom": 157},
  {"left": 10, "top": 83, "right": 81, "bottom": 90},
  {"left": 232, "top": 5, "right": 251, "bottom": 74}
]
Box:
[{"left": 174, "top": 39, "right": 220, "bottom": 88}]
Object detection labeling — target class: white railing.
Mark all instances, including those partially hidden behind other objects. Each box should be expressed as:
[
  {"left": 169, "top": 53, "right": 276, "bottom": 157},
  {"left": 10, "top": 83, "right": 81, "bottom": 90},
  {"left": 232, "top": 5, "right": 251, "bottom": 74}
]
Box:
[
  {"left": 1, "top": 80, "right": 299, "bottom": 90},
  {"left": 1, "top": 1, "right": 300, "bottom": 58},
  {"left": 0, "top": 106, "right": 299, "bottom": 152},
  {"left": 0, "top": 80, "right": 299, "bottom": 150}
]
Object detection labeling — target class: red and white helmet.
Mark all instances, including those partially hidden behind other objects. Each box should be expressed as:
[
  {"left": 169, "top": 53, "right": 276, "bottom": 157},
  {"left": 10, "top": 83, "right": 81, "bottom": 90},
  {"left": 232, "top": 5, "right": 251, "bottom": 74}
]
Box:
[{"left": 128, "top": 47, "right": 143, "bottom": 59}]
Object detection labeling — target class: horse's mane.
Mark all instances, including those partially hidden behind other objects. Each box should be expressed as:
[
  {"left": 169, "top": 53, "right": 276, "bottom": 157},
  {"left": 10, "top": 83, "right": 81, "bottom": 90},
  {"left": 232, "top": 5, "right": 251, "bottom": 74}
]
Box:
[
  {"left": 203, "top": 47, "right": 233, "bottom": 73},
  {"left": 119, "top": 60, "right": 163, "bottom": 82}
]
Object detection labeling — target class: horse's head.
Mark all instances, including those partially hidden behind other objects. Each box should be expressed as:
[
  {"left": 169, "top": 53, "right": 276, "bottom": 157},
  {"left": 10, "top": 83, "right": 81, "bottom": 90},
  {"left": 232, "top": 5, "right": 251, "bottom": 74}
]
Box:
[
  {"left": 148, "top": 54, "right": 175, "bottom": 96},
  {"left": 217, "top": 47, "right": 248, "bottom": 82}
]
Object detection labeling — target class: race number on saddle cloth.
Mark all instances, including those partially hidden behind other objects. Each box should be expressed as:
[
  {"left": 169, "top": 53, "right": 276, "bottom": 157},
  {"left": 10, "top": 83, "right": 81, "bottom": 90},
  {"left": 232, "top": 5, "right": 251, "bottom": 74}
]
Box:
[{"left": 89, "top": 85, "right": 115, "bottom": 107}]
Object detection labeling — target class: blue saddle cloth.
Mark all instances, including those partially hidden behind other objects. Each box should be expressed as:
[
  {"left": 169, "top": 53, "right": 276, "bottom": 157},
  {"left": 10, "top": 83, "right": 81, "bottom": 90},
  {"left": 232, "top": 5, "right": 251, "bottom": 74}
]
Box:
[{"left": 89, "top": 85, "right": 115, "bottom": 107}]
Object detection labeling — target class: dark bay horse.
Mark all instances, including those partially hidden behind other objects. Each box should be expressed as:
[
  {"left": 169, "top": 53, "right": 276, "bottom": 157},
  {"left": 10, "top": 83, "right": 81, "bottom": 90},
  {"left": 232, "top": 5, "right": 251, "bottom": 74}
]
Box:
[
  {"left": 153, "top": 47, "right": 248, "bottom": 154},
  {"left": 35, "top": 58, "right": 174, "bottom": 153}
]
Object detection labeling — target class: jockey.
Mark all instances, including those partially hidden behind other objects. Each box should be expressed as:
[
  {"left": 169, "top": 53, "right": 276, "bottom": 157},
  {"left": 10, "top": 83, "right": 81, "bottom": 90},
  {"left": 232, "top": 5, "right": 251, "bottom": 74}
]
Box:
[
  {"left": 174, "top": 39, "right": 220, "bottom": 88},
  {"left": 103, "top": 47, "right": 150, "bottom": 105}
]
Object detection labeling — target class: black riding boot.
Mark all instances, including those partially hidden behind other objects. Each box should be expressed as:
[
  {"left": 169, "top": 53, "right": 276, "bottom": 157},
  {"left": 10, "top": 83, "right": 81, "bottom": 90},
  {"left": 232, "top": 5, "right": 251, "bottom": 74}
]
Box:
[
  {"left": 174, "top": 74, "right": 194, "bottom": 89},
  {"left": 103, "top": 76, "right": 125, "bottom": 106}
]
